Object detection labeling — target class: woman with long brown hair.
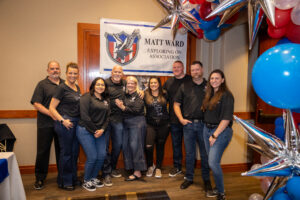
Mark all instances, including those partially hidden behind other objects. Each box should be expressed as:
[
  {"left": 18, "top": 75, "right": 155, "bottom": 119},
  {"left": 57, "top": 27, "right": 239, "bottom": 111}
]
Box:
[
  {"left": 144, "top": 77, "right": 169, "bottom": 178},
  {"left": 202, "top": 69, "right": 234, "bottom": 200}
]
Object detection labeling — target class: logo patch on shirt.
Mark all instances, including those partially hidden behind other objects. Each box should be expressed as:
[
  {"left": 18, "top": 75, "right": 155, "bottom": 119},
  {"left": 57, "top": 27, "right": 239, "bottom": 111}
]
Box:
[{"left": 130, "top": 96, "right": 136, "bottom": 102}]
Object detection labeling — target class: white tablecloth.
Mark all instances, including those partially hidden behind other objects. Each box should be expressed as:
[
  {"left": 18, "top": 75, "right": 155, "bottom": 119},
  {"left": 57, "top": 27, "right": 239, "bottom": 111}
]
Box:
[{"left": 0, "top": 152, "right": 26, "bottom": 200}]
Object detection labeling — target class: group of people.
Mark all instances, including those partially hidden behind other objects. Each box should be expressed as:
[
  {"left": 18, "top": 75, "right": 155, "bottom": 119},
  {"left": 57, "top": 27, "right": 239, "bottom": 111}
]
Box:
[{"left": 31, "top": 60, "right": 234, "bottom": 200}]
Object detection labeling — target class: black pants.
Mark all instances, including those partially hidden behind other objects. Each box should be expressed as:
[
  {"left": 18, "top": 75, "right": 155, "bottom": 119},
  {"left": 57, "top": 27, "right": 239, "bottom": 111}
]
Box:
[
  {"left": 35, "top": 127, "right": 60, "bottom": 181},
  {"left": 145, "top": 124, "right": 169, "bottom": 169}
]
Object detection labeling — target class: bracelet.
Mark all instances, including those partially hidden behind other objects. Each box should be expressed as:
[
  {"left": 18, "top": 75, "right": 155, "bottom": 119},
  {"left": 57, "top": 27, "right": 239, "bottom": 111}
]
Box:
[{"left": 211, "top": 134, "right": 217, "bottom": 139}]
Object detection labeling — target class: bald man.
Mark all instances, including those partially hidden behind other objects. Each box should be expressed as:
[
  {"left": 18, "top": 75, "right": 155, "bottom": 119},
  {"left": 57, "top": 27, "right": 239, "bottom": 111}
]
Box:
[
  {"left": 31, "top": 61, "right": 64, "bottom": 189},
  {"left": 102, "top": 66, "right": 126, "bottom": 186}
]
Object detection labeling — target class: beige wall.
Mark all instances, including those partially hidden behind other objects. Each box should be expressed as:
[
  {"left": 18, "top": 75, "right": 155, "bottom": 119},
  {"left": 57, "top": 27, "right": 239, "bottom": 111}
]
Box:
[{"left": 0, "top": 0, "right": 254, "bottom": 166}]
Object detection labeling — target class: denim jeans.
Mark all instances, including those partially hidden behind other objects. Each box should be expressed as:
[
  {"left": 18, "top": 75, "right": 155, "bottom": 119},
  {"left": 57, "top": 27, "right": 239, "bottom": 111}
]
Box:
[
  {"left": 54, "top": 116, "right": 79, "bottom": 187},
  {"left": 170, "top": 123, "right": 184, "bottom": 170},
  {"left": 183, "top": 121, "right": 210, "bottom": 182},
  {"left": 203, "top": 125, "right": 233, "bottom": 193},
  {"left": 76, "top": 125, "right": 106, "bottom": 181},
  {"left": 102, "top": 121, "right": 124, "bottom": 176},
  {"left": 123, "top": 116, "right": 147, "bottom": 171}
]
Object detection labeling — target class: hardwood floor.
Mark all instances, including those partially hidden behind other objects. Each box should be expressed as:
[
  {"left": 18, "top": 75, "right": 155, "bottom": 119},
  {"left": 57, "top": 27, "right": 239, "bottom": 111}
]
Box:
[{"left": 22, "top": 168, "right": 263, "bottom": 200}]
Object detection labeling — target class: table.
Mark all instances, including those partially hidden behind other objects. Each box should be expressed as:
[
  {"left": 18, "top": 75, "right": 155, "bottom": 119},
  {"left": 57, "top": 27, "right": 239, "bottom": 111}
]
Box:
[{"left": 0, "top": 152, "right": 26, "bottom": 200}]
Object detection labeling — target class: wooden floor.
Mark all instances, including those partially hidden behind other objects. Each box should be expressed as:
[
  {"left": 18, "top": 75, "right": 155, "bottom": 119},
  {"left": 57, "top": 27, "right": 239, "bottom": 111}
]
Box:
[{"left": 22, "top": 168, "right": 263, "bottom": 200}]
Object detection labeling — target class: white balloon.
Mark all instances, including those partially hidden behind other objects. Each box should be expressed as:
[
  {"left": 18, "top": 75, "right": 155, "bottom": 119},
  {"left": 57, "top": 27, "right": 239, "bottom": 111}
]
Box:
[
  {"left": 291, "top": 3, "right": 300, "bottom": 25},
  {"left": 250, "top": 164, "right": 263, "bottom": 179},
  {"left": 274, "top": 0, "right": 299, "bottom": 10},
  {"left": 249, "top": 193, "right": 264, "bottom": 200}
]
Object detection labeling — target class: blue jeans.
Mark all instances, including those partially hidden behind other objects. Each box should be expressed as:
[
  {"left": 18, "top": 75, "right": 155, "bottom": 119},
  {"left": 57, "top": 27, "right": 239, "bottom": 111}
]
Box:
[
  {"left": 54, "top": 116, "right": 79, "bottom": 187},
  {"left": 76, "top": 125, "right": 106, "bottom": 181},
  {"left": 170, "top": 123, "right": 184, "bottom": 170},
  {"left": 203, "top": 125, "right": 233, "bottom": 193},
  {"left": 183, "top": 121, "right": 210, "bottom": 182},
  {"left": 123, "top": 116, "right": 147, "bottom": 171}
]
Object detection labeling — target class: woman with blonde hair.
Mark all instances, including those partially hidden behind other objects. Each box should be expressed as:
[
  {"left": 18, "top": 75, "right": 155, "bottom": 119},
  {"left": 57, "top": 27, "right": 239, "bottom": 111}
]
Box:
[{"left": 115, "top": 76, "right": 146, "bottom": 181}]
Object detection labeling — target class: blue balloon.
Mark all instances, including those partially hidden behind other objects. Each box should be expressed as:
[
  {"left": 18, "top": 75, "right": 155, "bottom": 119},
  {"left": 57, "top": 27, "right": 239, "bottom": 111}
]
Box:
[
  {"left": 198, "top": 16, "right": 220, "bottom": 31},
  {"left": 204, "top": 28, "right": 221, "bottom": 41},
  {"left": 286, "top": 176, "right": 300, "bottom": 200},
  {"left": 292, "top": 108, "right": 300, "bottom": 113},
  {"left": 276, "top": 37, "right": 292, "bottom": 46},
  {"left": 252, "top": 44, "right": 300, "bottom": 109},
  {"left": 272, "top": 187, "right": 290, "bottom": 200}
]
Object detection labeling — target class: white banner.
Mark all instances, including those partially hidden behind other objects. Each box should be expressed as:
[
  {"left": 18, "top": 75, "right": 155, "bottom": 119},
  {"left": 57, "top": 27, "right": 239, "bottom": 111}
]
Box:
[{"left": 100, "top": 18, "right": 187, "bottom": 76}]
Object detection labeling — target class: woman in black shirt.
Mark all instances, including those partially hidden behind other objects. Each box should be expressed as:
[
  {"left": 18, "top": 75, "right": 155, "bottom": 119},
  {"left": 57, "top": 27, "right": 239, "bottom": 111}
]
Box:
[
  {"left": 76, "top": 77, "right": 110, "bottom": 191},
  {"left": 115, "top": 76, "right": 146, "bottom": 181},
  {"left": 202, "top": 69, "right": 234, "bottom": 200},
  {"left": 49, "top": 63, "right": 81, "bottom": 190},
  {"left": 144, "top": 77, "right": 169, "bottom": 178}
]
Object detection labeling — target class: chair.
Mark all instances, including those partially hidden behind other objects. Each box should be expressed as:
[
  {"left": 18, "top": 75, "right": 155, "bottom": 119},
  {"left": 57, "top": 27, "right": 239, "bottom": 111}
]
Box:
[{"left": 0, "top": 124, "right": 16, "bottom": 152}]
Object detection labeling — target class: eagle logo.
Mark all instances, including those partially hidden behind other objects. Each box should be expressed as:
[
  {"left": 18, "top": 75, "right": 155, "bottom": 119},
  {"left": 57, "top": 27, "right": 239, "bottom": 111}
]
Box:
[{"left": 105, "top": 29, "right": 141, "bottom": 66}]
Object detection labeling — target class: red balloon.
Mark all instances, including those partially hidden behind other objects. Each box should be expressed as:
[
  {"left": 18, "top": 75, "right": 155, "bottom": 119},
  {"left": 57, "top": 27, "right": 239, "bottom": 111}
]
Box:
[
  {"left": 196, "top": 29, "right": 204, "bottom": 39},
  {"left": 286, "top": 22, "right": 300, "bottom": 43},
  {"left": 268, "top": 26, "right": 287, "bottom": 39},
  {"left": 267, "top": 8, "right": 292, "bottom": 28},
  {"left": 189, "top": 0, "right": 206, "bottom": 4},
  {"left": 199, "top": 2, "right": 216, "bottom": 21}
]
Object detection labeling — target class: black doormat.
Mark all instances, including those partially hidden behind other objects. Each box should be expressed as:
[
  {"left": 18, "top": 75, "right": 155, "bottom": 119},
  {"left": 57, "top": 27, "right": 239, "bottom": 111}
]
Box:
[{"left": 70, "top": 190, "right": 170, "bottom": 200}]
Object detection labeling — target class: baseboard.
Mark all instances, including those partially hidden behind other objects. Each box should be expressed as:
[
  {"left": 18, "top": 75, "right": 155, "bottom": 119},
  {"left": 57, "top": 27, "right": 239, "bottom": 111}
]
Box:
[{"left": 19, "top": 162, "right": 251, "bottom": 174}]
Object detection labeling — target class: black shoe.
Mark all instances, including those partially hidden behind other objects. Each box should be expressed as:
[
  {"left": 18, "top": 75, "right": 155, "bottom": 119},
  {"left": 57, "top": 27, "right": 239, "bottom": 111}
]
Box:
[
  {"left": 180, "top": 180, "right": 193, "bottom": 189},
  {"left": 217, "top": 193, "right": 226, "bottom": 200},
  {"left": 59, "top": 185, "right": 75, "bottom": 191},
  {"left": 125, "top": 174, "right": 140, "bottom": 181},
  {"left": 34, "top": 180, "right": 44, "bottom": 190},
  {"left": 111, "top": 169, "right": 122, "bottom": 178},
  {"left": 73, "top": 179, "right": 82, "bottom": 186},
  {"left": 206, "top": 188, "right": 218, "bottom": 198},
  {"left": 169, "top": 168, "right": 182, "bottom": 177}
]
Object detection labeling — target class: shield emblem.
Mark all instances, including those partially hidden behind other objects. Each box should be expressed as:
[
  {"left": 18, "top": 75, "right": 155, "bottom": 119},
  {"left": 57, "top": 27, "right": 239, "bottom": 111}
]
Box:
[{"left": 105, "top": 29, "right": 141, "bottom": 66}]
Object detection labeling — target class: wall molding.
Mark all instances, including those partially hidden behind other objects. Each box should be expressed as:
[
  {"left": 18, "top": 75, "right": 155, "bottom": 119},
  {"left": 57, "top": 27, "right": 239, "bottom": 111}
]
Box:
[
  {"left": 20, "top": 162, "right": 251, "bottom": 174},
  {"left": 0, "top": 110, "right": 254, "bottom": 119}
]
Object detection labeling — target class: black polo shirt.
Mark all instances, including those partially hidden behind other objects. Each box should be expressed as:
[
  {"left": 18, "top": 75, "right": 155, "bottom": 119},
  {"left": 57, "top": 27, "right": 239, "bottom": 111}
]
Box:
[
  {"left": 53, "top": 82, "right": 81, "bottom": 117},
  {"left": 123, "top": 91, "right": 144, "bottom": 118},
  {"left": 30, "top": 77, "right": 64, "bottom": 128},
  {"left": 105, "top": 78, "right": 126, "bottom": 122},
  {"left": 204, "top": 91, "right": 234, "bottom": 125},
  {"left": 78, "top": 93, "right": 110, "bottom": 134},
  {"left": 163, "top": 74, "right": 192, "bottom": 124},
  {"left": 174, "top": 79, "right": 207, "bottom": 120}
]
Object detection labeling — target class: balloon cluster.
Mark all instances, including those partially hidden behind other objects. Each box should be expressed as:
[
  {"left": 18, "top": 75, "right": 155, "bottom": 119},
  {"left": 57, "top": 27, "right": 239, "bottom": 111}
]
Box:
[
  {"left": 177, "top": 0, "right": 239, "bottom": 40},
  {"left": 267, "top": 0, "right": 300, "bottom": 43}
]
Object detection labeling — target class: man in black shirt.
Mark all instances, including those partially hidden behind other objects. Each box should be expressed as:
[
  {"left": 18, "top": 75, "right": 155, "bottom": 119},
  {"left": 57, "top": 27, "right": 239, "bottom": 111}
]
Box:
[
  {"left": 102, "top": 66, "right": 126, "bottom": 186},
  {"left": 163, "top": 61, "right": 191, "bottom": 177},
  {"left": 30, "top": 61, "right": 63, "bottom": 190},
  {"left": 174, "top": 61, "right": 213, "bottom": 196}
]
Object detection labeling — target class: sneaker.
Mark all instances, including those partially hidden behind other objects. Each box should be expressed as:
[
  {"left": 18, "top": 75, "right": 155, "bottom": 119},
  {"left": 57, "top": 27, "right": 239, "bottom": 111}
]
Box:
[
  {"left": 103, "top": 175, "right": 113, "bottom": 187},
  {"left": 82, "top": 181, "right": 96, "bottom": 192},
  {"left": 206, "top": 188, "right": 218, "bottom": 198},
  {"left": 111, "top": 169, "right": 122, "bottom": 178},
  {"left": 34, "top": 180, "right": 44, "bottom": 190},
  {"left": 217, "top": 193, "right": 226, "bottom": 200},
  {"left": 180, "top": 180, "right": 193, "bottom": 189},
  {"left": 91, "top": 178, "right": 104, "bottom": 188},
  {"left": 154, "top": 168, "right": 162, "bottom": 178},
  {"left": 169, "top": 168, "right": 182, "bottom": 177},
  {"left": 146, "top": 165, "right": 156, "bottom": 177}
]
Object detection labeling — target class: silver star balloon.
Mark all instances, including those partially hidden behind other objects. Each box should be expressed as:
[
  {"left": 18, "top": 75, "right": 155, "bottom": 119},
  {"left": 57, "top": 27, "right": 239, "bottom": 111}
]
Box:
[
  {"left": 218, "top": 1, "right": 247, "bottom": 27},
  {"left": 234, "top": 109, "right": 300, "bottom": 200},
  {"left": 206, "top": 0, "right": 275, "bottom": 49},
  {"left": 153, "top": 0, "right": 200, "bottom": 39}
]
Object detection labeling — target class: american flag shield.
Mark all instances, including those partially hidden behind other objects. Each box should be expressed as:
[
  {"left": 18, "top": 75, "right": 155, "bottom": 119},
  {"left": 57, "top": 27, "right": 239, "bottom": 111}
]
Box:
[{"left": 105, "top": 31, "right": 140, "bottom": 66}]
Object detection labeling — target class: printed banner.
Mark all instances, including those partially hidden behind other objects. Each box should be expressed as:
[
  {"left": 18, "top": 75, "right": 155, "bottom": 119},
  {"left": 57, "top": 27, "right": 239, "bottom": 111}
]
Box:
[{"left": 100, "top": 18, "right": 187, "bottom": 76}]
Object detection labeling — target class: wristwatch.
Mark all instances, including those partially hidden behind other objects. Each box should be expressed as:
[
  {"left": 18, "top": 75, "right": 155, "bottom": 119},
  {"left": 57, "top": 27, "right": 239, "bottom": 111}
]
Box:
[{"left": 60, "top": 119, "right": 64, "bottom": 124}]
